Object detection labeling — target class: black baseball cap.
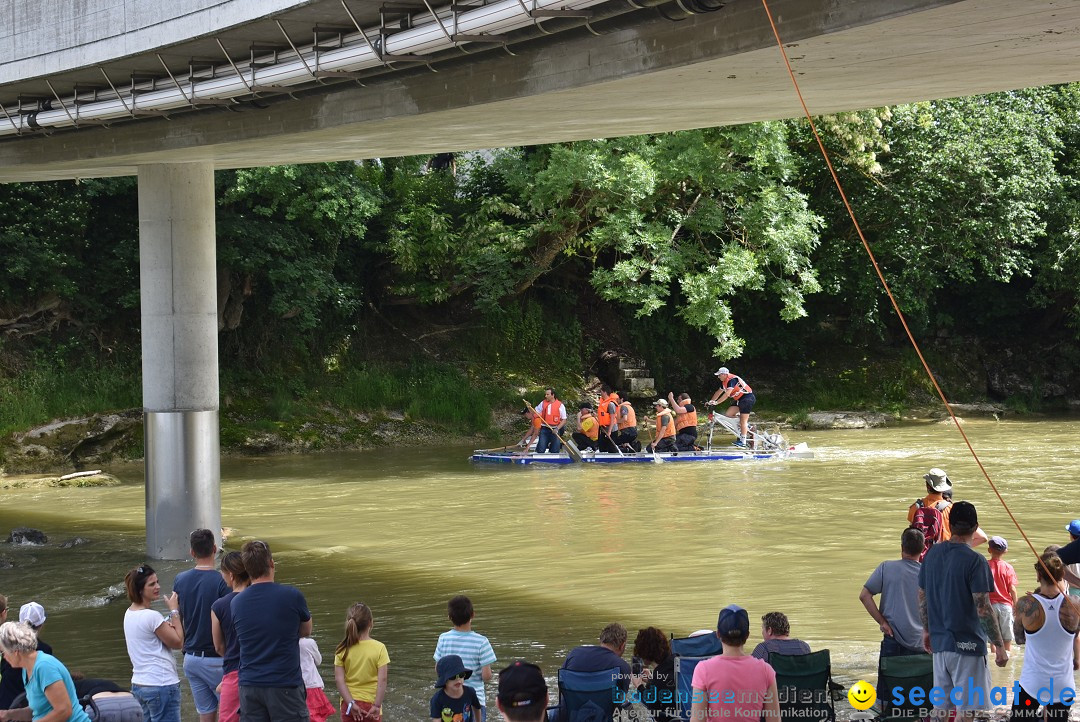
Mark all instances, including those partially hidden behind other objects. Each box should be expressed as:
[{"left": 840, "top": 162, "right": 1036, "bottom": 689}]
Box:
[{"left": 498, "top": 661, "right": 547, "bottom": 709}]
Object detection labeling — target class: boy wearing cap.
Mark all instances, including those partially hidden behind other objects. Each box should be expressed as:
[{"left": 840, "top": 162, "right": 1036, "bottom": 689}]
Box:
[
  {"left": 431, "top": 655, "right": 482, "bottom": 722},
  {"left": 918, "top": 501, "right": 1006, "bottom": 720},
  {"left": 495, "top": 662, "right": 547, "bottom": 722},
  {"left": 434, "top": 596, "right": 496, "bottom": 721},
  {"left": 690, "top": 605, "right": 779, "bottom": 722},
  {"left": 987, "top": 536, "right": 1018, "bottom": 654},
  {"left": 1061, "top": 521, "right": 1080, "bottom": 597}
]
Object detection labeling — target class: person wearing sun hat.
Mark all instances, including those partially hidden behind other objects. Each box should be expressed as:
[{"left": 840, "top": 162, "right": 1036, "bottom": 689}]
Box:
[
  {"left": 689, "top": 605, "right": 779, "bottom": 722},
  {"left": 495, "top": 661, "right": 547, "bottom": 722},
  {"left": 1058, "top": 521, "right": 1080, "bottom": 597},
  {"left": 908, "top": 468, "right": 955, "bottom": 540},
  {"left": 431, "top": 655, "right": 482, "bottom": 722}
]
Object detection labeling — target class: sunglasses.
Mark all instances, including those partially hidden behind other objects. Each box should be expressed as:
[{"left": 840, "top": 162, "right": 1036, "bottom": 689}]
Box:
[{"left": 451, "top": 673, "right": 468, "bottom": 680}]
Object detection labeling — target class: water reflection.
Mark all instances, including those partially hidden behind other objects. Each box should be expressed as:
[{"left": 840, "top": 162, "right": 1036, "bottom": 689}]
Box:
[{"left": 1, "top": 418, "right": 1077, "bottom": 716}]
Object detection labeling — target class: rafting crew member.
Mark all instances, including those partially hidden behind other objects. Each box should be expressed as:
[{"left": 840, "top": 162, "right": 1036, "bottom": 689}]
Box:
[
  {"left": 667, "top": 392, "right": 699, "bottom": 451},
  {"left": 646, "top": 399, "right": 677, "bottom": 454},
  {"left": 571, "top": 404, "right": 600, "bottom": 452},
  {"left": 612, "top": 392, "right": 640, "bottom": 452},
  {"left": 534, "top": 388, "right": 567, "bottom": 454},
  {"left": 516, "top": 407, "right": 542, "bottom": 449},
  {"left": 707, "top": 367, "right": 755, "bottom": 448},
  {"left": 596, "top": 385, "right": 620, "bottom": 453}
]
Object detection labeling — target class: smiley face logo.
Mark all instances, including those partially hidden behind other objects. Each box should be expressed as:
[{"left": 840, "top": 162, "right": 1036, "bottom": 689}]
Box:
[{"left": 847, "top": 680, "right": 876, "bottom": 710}]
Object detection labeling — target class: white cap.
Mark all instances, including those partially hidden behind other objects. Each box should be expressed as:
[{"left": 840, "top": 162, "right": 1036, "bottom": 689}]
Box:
[
  {"left": 654, "top": 398, "right": 669, "bottom": 407},
  {"left": 19, "top": 601, "right": 46, "bottom": 628},
  {"left": 714, "top": 367, "right": 730, "bottom": 376}
]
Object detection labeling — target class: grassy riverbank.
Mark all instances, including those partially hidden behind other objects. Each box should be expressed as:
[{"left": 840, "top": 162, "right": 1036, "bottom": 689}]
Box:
[{"left": 3, "top": 337, "right": 1067, "bottom": 475}]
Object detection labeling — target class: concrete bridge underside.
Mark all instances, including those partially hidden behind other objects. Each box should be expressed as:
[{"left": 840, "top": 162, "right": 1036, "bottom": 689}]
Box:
[{"left": 2, "top": 0, "right": 1080, "bottom": 182}]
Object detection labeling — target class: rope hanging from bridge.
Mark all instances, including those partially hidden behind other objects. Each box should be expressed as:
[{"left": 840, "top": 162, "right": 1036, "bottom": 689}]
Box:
[{"left": 756, "top": 0, "right": 1047, "bottom": 567}]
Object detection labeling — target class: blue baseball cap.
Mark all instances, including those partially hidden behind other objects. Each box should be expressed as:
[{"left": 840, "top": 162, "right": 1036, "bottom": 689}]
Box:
[
  {"left": 717, "top": 604, "right": 749, "bottom": 637},
  {"left": 1066, "top": 520, "right": 1080, "bottom": 537}
]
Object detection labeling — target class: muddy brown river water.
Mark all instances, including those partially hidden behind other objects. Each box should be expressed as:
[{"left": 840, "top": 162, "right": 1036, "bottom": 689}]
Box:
[{"left": 2, "top": 418, "right": 1078, "bottom": 718}]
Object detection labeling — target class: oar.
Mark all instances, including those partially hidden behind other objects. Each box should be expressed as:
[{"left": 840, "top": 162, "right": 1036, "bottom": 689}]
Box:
[
  {"left": 521, "top": 399, "right": 582, "bottom": 463},
  {"left": 476, "top": 445, "right": 513, "bottom": 453},
  {"left": 604, "top": 428, "right": 624, "bottom": 457},
  {"left": 644, "top": 414, "right": 665, "bottom": 465},
  {"left": 706, "top": 412, "right": 715, "bottom": 452}
]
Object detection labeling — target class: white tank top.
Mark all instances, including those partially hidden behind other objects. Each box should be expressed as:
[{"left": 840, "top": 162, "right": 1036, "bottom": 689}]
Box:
[{"left": 1018, "top": 593, "right": 1076, "bottom": 697}]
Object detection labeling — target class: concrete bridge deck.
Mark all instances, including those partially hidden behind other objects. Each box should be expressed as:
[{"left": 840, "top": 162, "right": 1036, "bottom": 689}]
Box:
[{"left": 2, "top": 0, "right": 1079, "bottom": 182}]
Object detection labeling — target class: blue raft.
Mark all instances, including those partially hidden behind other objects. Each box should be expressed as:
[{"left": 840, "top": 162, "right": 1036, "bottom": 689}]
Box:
[{"left": 470, "top": 443, "right": 811, "bottom": 464}]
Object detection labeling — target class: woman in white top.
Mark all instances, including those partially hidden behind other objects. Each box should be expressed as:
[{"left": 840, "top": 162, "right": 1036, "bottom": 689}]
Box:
[
  {"left": 1011, "top": 553, "right": 1080, "bottom": 722},
  {"left": 123, "top": 565, "right": 183, "bottom": 722}
]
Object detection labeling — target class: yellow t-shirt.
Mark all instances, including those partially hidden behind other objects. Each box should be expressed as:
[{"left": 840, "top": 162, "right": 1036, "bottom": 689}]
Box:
[{"left": 333, "top": 639, "right": 390, "bottom": 702}]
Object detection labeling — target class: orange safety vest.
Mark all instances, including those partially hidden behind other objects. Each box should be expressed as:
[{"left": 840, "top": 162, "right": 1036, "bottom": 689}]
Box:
[
  {"left": 596, "top": 394, "right": 618, "bottom": 427},
  {"left": 580, "top": 415, "right": 599, "bottom": 441},
  {"left": 530, "top": 416, "right": 542, "bottom": 430},
  {"left": 674, "top": 406, "right": 698, "bottom": 431},
  {"left": 616, "top": 401, "right": 637, "bottom": 430},
  {"left": 540, "top": 400, "right": 564, "bottom": 427},
  {"left": 725, "top": 375, "right": 753, "bottom": 400},
  {"left": 655, "top": 411, "right": 675, "bottom": 440}
]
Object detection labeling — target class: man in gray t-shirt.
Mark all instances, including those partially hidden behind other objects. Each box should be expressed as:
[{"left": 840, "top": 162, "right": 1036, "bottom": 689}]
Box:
[{"left": 859, "top": 527, "right": 928, "bottom": 658}]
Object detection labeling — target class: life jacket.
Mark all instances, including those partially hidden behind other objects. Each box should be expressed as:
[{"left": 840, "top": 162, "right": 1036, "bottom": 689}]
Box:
[
  {"left": 725, "top": 375, "right": 753, "bottom": 400},
  {"left": 580, "top": 415, "right": 599, "bottom": 441},
  {"left": 540, "top": 400, "right": 564, "bottom": 427},
  {"left": 617, "top": 401, "right": 637, "bottom": 430},
  {"left": 530, "top": 416, "right": 542, "bottom": 430},
  {"left": 911, "top": 506, "right": 944, "bottom": 561},
  {"left": 596, "top": 393, "right": 618, "bottom": 427},
  {"left": 655, "top": 411, "right": 675, "bottom": 439},
  {"left": 674, "top": 404, "right": 698, "bottom": 431}
]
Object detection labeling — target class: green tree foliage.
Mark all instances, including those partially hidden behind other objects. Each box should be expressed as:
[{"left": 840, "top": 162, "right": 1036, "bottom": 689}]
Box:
[
  {"left": 374, "top": 127, "right": 823, "bottom": 357},
  {"left": 216, "top": 162, "right": 381, "bottom": 363},
  {"left": 802, "top": 87, "right": 1073, "bottom": 340}
]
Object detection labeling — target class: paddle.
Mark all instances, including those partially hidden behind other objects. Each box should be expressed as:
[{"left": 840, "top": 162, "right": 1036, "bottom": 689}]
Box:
[
  {"left": 522, "top": 398, "right": 582, "bottom": 463},
  {"left": 644, "top": 409, "right": 665, "bottom": 464},
  {"left": 603, "top": 428, "right": 624, "bottom": 457},
  {"left": 476, "top": 445, "right": 513, "bottom": 453}
]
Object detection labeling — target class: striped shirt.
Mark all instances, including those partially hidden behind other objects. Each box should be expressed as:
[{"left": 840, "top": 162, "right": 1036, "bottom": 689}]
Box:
[{"left": 434, "top": 629, "right": 497, "bottom": 707}]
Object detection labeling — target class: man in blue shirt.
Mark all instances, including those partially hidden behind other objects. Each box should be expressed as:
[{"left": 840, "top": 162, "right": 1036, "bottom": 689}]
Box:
[
  {"left": 231, "top": 540, "right": 312, "bottom": 722},
  {"left": 173, "top": 528, "right": 230, "bottom": 722},
  {"left": 561, "top": 623, "right": 640, "bottom": 693},
  {"left": 918, "top": 501, "right": 1006, "bottom": 720}
]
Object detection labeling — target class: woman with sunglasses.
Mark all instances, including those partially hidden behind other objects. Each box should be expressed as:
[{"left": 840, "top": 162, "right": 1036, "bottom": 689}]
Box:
[{"left": 122, "top": 565, "right": 183, "bottom": 722}]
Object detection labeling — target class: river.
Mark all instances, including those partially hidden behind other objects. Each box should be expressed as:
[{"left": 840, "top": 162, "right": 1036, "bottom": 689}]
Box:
[{"left": 2, "top": 417, "right": 1077, "bottom": 717}]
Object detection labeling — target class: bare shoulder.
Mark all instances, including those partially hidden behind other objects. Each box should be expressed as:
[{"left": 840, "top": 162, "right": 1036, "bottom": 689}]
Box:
[
  {"left": 1015, "top": 593, "right": 1046, "bottom": 632},
  {"left": 1060, "top": 595, "right": 1080, "bottom": 633}
]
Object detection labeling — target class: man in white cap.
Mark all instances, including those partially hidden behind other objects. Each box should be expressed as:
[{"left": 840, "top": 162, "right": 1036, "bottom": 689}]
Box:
[
  {"left": 0, "top": 600, "right": 54, "bottom": 709},
  {"left": 646, "top": 399, "right": 676, "bottom": 454},
  {"left": 706, "top": 367, "right": 755, "bottom": 447}
]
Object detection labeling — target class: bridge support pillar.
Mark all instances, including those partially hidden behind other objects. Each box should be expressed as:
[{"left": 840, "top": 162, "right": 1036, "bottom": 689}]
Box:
[{"left": 138, "top": 163, "right": 221, "bottom": 560}]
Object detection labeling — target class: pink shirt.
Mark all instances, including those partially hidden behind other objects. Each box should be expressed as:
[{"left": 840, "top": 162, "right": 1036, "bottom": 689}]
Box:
[
  {"left": 988, "top": 558, "right": 1018, "bottom": 606},
  {"left": 691, "top": 654, "right": 776, "bottom": 719}
]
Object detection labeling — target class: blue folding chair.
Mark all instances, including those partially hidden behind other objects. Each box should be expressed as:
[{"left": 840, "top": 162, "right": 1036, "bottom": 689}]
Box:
[
  {"left": 670, "top": 634, "right": 723, "bottom": 720},
  {"left": 556, "top": 667, "right": 621, "bottom": 722}
]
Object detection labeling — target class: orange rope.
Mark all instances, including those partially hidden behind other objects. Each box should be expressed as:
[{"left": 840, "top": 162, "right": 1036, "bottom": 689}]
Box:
[{"left": 757, "top": 0, "right": 1045, "bottom": 564}]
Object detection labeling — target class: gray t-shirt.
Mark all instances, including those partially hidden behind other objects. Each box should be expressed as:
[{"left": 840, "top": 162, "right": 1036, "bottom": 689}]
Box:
[{"left": 864, "top": 558, "right": 924, "bottom": 651}]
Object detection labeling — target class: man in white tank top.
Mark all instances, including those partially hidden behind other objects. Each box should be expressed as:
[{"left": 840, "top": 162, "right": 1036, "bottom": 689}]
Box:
[{"left": 1010, "top": 552, "right": 1080, "bottom": 722}]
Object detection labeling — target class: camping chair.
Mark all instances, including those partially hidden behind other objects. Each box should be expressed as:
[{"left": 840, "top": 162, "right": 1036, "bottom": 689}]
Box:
[
  {"left": 769, "top": 649, "right": 836, "bottom": 722},
  {"left": 671, "top": 634, "right": 723, "bottom": 720},
  {"left": 556, "top": 667, "right": 621, "bottom": 722},
  {"left": 875, "top": 653, "right": 934, "bottom": 721}
]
